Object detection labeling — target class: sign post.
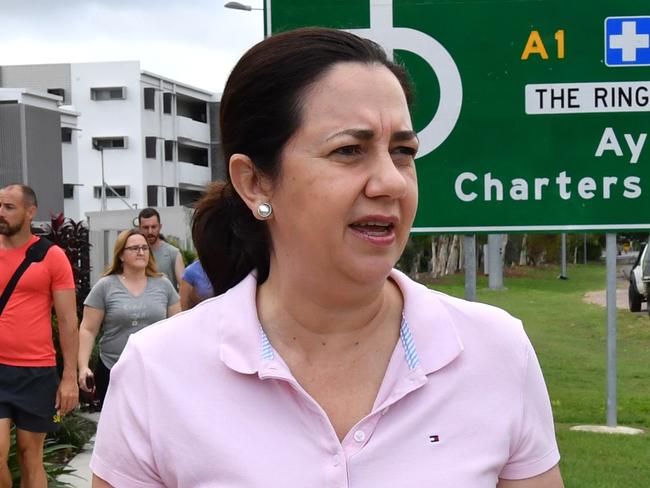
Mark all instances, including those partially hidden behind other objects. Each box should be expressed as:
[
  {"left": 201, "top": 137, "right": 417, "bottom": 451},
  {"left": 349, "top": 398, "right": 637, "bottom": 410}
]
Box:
[
  {"left": 606, "top": 233, "right": 618, "bottom": 427},
  {"left": 463, "top": 235, "right": 476, "bottom": 301}
]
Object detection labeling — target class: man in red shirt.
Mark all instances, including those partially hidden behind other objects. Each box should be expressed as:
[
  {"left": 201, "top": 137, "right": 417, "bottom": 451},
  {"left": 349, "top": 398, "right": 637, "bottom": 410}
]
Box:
[{"left": 0, "top": 184, "right": 78, "bottom": 488}]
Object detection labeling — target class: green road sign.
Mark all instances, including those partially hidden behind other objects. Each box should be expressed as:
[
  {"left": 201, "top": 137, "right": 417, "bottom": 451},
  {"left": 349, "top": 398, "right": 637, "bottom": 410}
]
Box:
[{"left": 268, "top": 0, "right": 650, "bottom": 233}]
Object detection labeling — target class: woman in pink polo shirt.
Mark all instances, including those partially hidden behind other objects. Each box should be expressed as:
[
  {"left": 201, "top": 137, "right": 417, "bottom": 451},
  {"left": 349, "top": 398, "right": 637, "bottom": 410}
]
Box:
[{"left": 91, "top": 28, "right": 563, "bottom": 488}]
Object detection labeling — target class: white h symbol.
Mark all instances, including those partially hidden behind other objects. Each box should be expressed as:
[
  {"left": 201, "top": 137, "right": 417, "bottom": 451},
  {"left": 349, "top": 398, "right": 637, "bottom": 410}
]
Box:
[
  {"left": 348, "top": 0, "right": 463, "bottom": 158},
  {"left": 610, "top": 21, "right": 649, "bottom": 62}
]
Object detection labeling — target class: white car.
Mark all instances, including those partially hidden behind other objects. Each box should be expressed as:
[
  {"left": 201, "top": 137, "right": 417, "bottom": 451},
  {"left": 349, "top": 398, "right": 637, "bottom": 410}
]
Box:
[{"left": 629, "top": 244, "right": 650, "bottom": 312}]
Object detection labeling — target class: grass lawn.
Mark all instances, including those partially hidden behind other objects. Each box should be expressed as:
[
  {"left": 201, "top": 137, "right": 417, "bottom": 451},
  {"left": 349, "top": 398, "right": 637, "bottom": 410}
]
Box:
[{"left": 427, "top": 264, "right": 650, "bottom": 487}]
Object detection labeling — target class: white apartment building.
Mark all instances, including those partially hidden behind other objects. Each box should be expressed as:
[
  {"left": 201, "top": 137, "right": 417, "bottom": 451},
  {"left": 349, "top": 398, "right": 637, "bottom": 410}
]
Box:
[{"left": 0, "top": 61, "right": 223, "bottom": 222}]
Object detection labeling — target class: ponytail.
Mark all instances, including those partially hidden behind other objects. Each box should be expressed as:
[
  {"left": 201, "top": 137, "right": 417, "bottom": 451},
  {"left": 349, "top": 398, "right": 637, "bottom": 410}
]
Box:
[{"left": 192, "top": 181, "right": 270, "bottom": 296}]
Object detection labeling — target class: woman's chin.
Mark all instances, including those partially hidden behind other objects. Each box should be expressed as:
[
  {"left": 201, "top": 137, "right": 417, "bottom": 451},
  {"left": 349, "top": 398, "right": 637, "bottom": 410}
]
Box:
[{"left": 343, "top": 257, "right": 397, "bottom": 286}]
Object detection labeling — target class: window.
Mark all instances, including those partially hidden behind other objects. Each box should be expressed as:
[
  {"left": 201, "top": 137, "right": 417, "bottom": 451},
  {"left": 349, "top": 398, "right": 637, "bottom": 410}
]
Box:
[
  {"left": 164, "top": 140, "right": 174, "bottom": 161},
  {"left": 61, "top": 128, "right": 73, "bottom": 143},
  {"left": 90, "top": 87, "right": 127, "bottom": 101},
  {"left": 144, "top": 87, "right": 155, "bottom": 110},
  {"left": 48, "top": 88, "right": 65, "bottom": 99},
  {"left": 94, "top": 186, "right": 129, "bottom": 198},
  {"left": 166, "top": 187, "right": 175, "bottom": 207},
  {"left": 145, "top": 137, "right": 157, "bottom": 158},
  {"left": 92, "top": 137, "right": 127, "bottom": 149},
  {"left": 163, "top": 93, "right": 173, "bottom": 114},
  {"left": 63, "top": 184, "right": 74, "bottom": 199},
  {"left": 147, "top": 185, "right": 158, "bottom": 206}
]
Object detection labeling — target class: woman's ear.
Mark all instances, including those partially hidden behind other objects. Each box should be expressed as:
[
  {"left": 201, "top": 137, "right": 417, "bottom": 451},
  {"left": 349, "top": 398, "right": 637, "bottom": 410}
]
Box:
[{"left": 229, "top": 153, "right": 273, "bottom": 218}]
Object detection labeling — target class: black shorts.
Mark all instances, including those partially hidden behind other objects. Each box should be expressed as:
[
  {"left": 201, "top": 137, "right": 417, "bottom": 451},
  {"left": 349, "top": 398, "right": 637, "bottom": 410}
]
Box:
[{"left": 0, "top": 363, "right": 60, "bottom": 433}]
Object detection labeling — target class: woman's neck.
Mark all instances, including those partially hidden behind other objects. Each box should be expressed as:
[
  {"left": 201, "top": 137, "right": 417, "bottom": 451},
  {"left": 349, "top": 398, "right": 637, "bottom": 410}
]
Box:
[
  {"left": 120, "top": 267, "right": 146, "bottom": 280},
  {"left": 257, "top": 268, "right": 403, "bottom": 359}
]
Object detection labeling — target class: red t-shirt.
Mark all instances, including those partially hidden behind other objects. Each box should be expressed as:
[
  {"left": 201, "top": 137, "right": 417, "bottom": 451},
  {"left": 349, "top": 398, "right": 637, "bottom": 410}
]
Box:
[{"left": 0, "top": 236, "right": 75, "bottom": 366}]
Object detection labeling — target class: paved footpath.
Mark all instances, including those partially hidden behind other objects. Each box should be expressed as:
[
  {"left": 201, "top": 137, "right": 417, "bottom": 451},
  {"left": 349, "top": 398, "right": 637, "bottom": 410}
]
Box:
[
  {"left": 582, "top": 260, "right": 649, "bottom": 312},
  {"left": 57, "top": 412, "right": 99, "bottom": 487},
  {"left": 583, "top": 283, "right": 635, "bottom": 310}
]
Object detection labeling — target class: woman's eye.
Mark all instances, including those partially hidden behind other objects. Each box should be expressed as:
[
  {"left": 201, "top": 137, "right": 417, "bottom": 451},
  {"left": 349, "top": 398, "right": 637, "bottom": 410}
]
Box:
[
  {"left": 392, "top": 146, "right": 418, "bottom": 158},
  {"left": 333, "top": 145, "right": 362, "bottom": 156}
]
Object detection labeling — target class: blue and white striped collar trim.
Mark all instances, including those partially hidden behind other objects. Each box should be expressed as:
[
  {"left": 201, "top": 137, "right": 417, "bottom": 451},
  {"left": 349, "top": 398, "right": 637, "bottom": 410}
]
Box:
[
  {"left": 259, "top": 314, "right": 421, "bottom": 370},
  {"left": 399, "top": 313, "right": 420, "bottom": 369},
  {"left": 260, "top": 325, "right": 274, "bottom": 360}
]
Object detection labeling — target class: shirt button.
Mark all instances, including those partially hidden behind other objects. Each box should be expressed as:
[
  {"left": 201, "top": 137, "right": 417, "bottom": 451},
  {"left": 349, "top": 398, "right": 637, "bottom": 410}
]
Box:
[
  {"left": 353, "top": 430, "right": 366, "bottom": 442},
  {"left": 333, "top": 454, "right": 341, "bottom": 467}
]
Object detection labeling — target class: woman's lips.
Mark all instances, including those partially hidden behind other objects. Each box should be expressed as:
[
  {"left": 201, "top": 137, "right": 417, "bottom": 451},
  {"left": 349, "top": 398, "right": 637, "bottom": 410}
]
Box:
[{"left": 349, "top": 219, "right": 397, "bottom": 246}]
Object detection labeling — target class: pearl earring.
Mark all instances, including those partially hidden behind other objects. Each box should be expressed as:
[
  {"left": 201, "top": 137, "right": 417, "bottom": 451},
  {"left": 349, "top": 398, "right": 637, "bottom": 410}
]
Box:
[{"left": 256, "top": 202, "right": 273, "bottom": 219}]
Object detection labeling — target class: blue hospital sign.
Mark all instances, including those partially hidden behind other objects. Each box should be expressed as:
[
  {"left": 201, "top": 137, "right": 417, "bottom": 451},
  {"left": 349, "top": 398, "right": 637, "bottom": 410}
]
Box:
[{"left": 605, "top": 16, "right": 650, "bottom": 67}]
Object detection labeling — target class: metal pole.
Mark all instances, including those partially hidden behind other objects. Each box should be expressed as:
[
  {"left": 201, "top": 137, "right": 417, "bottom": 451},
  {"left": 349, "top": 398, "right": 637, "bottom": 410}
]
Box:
[
  {"left": 263, "top": 0, "right": 268, "bottom": 38},
  {"left": 559, "top": 233, "right": 568, "bottom": 279},
  {"left": 606, "top": 232, "right": 617, "bottom": 427},
  {"left": 464, "top": 235, "right": 476, "bottom": 301},
  {"left": 159, "top": 138, "right": 164, "bottom": 206},
  {"left": 584, "top": 233, "right": 588, "bottom": 264},
  {"left": 488, "top": 234, "right": 503, "bottom": 289},
  {"left": 100, "top": 147, "right": 107, "bottom": 211}
]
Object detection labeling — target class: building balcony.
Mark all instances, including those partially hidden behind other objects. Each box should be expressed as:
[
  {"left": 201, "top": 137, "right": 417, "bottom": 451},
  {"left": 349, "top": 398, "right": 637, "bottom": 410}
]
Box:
[
  {"left": 177, "top": 115, "right": 209, "bottom": 143},
  {"left": 178, "top": 162, "right": 211, "bottom": 187}
]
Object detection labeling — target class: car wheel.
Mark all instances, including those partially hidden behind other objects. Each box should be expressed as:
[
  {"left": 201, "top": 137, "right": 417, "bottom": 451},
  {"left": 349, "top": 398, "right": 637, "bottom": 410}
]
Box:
[{"left": 629, "top": 280, "right": 642, "bottom": 312}]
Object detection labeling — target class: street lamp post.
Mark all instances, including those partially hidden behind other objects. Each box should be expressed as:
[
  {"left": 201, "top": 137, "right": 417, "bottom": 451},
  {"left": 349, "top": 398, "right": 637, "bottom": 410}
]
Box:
[
  {"left": 224, "top": 1, "right": 262, "bottom": 11},
  {"left": 92, "top": 141, "right": 134, "bottom": 211},
  {"left": 224, "top": 1, "right": 265, "bottom": 36},
  {"left": 92, "top": 142, "right": 107, "bottom": 211}
]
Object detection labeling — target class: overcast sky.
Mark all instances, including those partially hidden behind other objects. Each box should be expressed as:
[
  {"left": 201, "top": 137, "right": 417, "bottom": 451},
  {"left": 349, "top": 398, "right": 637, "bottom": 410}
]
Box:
[{"left": 0, "top": 0, "right": 264, "bottom": 93}]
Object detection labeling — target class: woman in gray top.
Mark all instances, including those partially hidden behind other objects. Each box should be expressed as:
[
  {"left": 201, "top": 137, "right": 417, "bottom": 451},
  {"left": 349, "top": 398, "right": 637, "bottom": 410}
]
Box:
[{"left": 78, "top": 228, "right": 180, "bottom": 406}]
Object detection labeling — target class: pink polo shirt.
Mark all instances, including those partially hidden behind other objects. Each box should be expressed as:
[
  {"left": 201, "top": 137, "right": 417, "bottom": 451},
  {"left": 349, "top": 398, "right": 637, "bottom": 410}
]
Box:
[{"left": 91, "top": 270, "right": 560, "bottom": 487}]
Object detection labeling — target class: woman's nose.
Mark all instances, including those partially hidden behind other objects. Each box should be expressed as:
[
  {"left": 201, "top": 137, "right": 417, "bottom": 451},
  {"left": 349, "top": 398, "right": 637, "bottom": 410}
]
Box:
[{"left": 364, "top": 152, "right": 408, "bottom": 199}]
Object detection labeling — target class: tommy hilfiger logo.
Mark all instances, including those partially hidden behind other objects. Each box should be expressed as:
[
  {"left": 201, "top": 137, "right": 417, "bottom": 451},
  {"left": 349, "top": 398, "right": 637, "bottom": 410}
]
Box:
[{"left": 429, "top": 435, "right": 440, "bottom": 443}]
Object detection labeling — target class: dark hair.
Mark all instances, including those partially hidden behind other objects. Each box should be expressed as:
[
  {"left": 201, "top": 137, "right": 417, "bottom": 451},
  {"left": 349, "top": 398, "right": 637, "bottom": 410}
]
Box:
[
  {"left": 193, "top": 27, "right": 413, "bottom": 295},
  {"left": 2, "top": 184, "right": 38, "bottom": 207},
  {"left": 138, "top": 207, "right": 161, "bottom": 225}
]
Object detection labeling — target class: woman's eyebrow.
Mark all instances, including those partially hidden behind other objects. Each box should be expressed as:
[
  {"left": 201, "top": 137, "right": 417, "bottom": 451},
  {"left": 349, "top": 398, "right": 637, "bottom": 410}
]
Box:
[
  {"left": 392, "top": 130, "right": 418, "bottom": 142},
  {"left": 326, "top": 128, "right": 374, "bottom": 141},
  {"left": 326, "top": 129, "right": 418, "bottom": 142}
]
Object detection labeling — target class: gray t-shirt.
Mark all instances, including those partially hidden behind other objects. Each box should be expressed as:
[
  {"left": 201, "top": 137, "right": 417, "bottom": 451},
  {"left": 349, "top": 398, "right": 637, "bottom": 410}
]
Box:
[
  {"left": 152, "top": 240, "right": 180, "bottom": 290},
  {"left": 84, "top": 274, "right": 179, "bottom": 369}
]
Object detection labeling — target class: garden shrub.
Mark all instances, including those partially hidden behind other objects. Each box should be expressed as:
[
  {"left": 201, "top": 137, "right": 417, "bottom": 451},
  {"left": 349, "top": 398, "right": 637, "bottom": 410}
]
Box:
[{"left": 44, "top": 214, "right": 91, "bottom": 318}]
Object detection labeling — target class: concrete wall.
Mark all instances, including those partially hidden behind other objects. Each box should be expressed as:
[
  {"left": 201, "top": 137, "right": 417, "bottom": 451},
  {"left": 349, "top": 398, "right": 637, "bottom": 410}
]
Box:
[
  {"left": 24, "top": 104, "right": 64, "bottom": 219},
  {"left": 0, "top": 103, "right": 24, "bottom": 185},
  {"left": 0, "top": 101, "right": 63, "bottom": 220}
]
